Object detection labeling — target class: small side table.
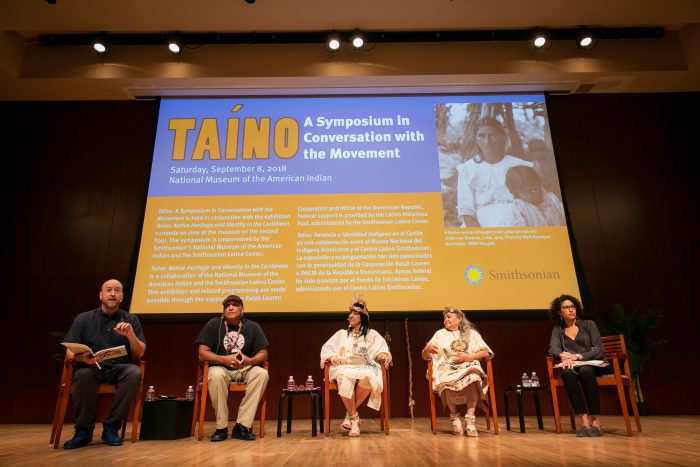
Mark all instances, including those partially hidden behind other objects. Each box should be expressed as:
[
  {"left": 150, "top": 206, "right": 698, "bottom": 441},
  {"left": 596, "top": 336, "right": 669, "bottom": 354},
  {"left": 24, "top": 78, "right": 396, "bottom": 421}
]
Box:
[
  {"left": 503, "top": 386, "right": 552, "bottom": 433},
  {"left": 277, "top": 389, "right": 324, "bottom": 437},
  {"left": 139, "top": 398, "right": 194, "bottom": 440}
]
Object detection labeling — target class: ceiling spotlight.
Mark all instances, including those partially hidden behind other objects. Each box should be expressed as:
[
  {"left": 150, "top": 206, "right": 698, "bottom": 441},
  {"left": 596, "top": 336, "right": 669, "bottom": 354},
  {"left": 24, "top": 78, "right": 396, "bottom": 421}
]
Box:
[
  {"left": 532, "top": 29, "right": 549, "bottom": 49},
  {"left": 167, "top": 36, "right": 182, "bottom": 55},
  {"left": 92, "top": 34, "right": 109, "bottom": 56},
  {"left": 326, "top": 34, "right": 341, "bottom": 52},
  {"left": 244, "top": 0, "right": 256, "bottom": 3},
  {"left": 351, "top": 31, "right": 365, "bottom": 49},
  {"left": 45, "top": 0, "right": 57, "bottom": 4},
  {"left": 576, "top": 30, "right": 596, "bottom": 50}
]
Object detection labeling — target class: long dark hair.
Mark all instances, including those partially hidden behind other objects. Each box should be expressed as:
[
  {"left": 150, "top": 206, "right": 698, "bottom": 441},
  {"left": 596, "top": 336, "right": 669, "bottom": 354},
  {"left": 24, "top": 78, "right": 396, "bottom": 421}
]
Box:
[{"left": 549, "top": 294, "right": 584, "bottom": 326}]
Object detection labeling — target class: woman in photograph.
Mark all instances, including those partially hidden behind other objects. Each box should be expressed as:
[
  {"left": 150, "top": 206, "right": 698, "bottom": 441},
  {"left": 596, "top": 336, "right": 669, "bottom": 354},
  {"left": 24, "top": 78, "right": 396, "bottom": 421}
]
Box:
[{"left": 456, "top": 116, "right": 534, "bottom": 227}]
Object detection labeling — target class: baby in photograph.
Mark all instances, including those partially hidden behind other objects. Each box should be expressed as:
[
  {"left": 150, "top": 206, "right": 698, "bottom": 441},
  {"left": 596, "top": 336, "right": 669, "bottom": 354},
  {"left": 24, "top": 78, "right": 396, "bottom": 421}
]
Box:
[{"left": 505, "top": 165, "right": 565, "bottom": 226}]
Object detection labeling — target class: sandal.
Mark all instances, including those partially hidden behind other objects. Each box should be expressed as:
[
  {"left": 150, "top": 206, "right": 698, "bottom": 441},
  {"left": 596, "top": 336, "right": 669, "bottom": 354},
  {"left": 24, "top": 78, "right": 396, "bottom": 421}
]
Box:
[
  {"left": 464, "top": 414, "right": 478, "bottom": 437},
  {"left": 340, "top": 412, "right": 352, "bottom": 431},
  {"left": 450, "top": 413, "right": 463, "bottom": 435},
  {"left": 348, "top": 413, "right": 360, "bottom": 437}
]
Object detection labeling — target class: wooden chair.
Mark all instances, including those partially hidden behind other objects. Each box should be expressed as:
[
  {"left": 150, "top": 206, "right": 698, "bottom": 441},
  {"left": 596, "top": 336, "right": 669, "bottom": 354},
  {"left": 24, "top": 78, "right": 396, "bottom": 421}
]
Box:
[
  {"left": 323, "top": 361, "right": 390, "bottom": 436},
  {"left": 50, "top": 359, "right": 146, "bottom": 449},
  {"left": 192, "top": 360, "right": 268, "bottom": 440},
  {"left": 426, "top": 357, "right": 499, "bottom": 435},
  {"left": 546, "top": 334, "right": 642, "bottom": 436}
]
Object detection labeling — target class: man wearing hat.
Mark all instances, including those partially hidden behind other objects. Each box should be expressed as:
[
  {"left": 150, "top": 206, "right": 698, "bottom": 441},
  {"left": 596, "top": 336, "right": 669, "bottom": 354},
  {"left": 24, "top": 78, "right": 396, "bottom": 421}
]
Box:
[{"left": 195, "top": 294, "right": 269, "bottom": 441}]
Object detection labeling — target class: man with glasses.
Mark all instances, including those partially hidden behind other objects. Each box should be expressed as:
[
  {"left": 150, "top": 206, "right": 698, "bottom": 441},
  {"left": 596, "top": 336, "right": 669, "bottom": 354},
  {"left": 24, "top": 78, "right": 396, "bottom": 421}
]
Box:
[{"left": 62, "top": 278, "right": 147, "bottom": 449}]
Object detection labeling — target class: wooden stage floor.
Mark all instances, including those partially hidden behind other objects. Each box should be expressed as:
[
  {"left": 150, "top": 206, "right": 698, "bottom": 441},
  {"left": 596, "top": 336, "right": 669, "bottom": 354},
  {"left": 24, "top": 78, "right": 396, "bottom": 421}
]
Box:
[{"left": 2, "top": 416, "right": 699, "bottom": 466}]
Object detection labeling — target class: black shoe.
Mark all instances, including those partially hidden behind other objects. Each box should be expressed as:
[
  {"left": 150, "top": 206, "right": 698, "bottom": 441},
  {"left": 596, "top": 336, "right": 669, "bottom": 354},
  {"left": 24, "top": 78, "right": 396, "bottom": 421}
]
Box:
[
  {"left": 576, "top": 426, "right": 591, "bottom": 437},
  {"left": 210, "top": 428, "right": 228, "bottom": 442},
  {"left": 63, "top": 428, "right": 93, "bottom": 449},
  {"left": 101, "top": 423, "right": 123, "bottom": 446},
  {"left": 588, "top": 426, "right": 604, "bottom": 437},
  {"left": 232, "top": 423, "right": 256, "bottom": 441}
]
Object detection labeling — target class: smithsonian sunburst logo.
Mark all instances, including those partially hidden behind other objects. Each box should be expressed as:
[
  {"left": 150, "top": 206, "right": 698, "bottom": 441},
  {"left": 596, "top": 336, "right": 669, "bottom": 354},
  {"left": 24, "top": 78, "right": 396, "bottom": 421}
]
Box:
[{"left": 464, "top": 265, "right": 484, "bottom": 285}]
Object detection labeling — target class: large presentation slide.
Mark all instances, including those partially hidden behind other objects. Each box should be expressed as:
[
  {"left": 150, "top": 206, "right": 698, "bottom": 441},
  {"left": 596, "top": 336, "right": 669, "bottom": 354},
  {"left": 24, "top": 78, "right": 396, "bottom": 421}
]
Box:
[{"left": 131, "top": 93, "right": 580, "bottom": 314}]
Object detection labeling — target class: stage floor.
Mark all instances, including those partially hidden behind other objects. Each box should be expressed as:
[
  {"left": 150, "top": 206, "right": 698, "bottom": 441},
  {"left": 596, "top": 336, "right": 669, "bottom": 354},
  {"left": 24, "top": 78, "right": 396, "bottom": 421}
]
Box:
[{"left": 2, "top": 416, "right": 699, "bottom": 466}]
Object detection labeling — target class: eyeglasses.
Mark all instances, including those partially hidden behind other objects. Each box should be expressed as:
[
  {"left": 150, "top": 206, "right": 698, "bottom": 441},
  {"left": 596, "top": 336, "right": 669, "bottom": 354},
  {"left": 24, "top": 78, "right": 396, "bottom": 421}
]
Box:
[
  {"left": 561, "top": 305, "right": 576, "bottom": 310},
  {"left": 102, "top": 288, "right": 123, "bottom": 294}
]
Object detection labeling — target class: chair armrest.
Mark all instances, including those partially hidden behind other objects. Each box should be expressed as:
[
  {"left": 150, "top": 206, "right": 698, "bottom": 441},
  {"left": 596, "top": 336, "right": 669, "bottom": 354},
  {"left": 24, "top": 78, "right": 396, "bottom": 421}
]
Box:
[
  {"left": 324, "top": 361, "right": 331, "bottom": 384},
  {"left": 546, "top": 356, "right": 556, "bottom": 379}
]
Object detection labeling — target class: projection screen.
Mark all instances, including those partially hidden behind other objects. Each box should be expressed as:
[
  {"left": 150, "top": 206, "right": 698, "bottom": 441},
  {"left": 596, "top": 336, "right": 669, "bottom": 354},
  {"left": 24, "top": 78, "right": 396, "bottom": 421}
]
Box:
[{"left": 130, "top": 92, "right": 580, "bottom": 314}]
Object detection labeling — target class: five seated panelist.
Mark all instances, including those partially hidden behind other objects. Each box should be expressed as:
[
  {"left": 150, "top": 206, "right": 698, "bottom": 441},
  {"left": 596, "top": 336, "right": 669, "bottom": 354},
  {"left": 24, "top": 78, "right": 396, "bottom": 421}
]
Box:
[
  {"left": 320, "top": 296, "right": 392, "bottom": 437},
  {"left": 422, "top": 306, "right": 493, "bottom": 437},
  {"left": 59, "top": 290, "right": 631, "bottom": 442}
]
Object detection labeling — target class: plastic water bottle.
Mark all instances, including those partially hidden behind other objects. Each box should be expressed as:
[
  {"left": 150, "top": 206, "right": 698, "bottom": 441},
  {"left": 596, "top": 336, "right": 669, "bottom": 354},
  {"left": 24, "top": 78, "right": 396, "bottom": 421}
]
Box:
[
  {"left": 521, "top": 373, "right": 531, "bottom": 388},
  {"left": 530, "top": 372, "right": 540, "bottom": 387},
  {"left": 287, "top": 376, "right": 295, "bottom": 390},
  {"left": 146, "top": 385, "right": 155, "bottom": 402},
  {"left": 185, "top": 385, "right": 195, "bottom": 401},
  {"left": 305, "top": 375, "right": 314, "bottom": 390}
]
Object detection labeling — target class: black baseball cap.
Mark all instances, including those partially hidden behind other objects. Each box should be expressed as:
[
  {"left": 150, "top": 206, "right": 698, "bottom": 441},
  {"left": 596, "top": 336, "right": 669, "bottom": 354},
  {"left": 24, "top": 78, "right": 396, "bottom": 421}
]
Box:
[{"left": 222, "top": 294, "right": 243, "bottom": 307}]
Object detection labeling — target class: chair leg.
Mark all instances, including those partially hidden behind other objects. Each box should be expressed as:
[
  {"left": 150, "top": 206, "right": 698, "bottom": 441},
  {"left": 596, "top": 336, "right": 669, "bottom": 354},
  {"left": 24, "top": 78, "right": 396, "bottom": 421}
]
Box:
[
  {"left": 259, "top": 387, "right": 267, "bottom": 438},
  {"left": 488, "top": 385, "right": 499, "bottom": 435},
  {"left": 615, "top": 380, "right": 633, "bottom": 436},
  {"left": 130, "top": 392, "right": 143, "bottom": 442},
  {"left": 324, "top": 387, "right": 331, "bottom": 437},
  {"left": 198, "top": 378, "right": 209, "bottom": 440},
  {"left": 50, "top": 386, "right": 64, "bottom": 444},
  {"left": 382, "top": 393, "right": 389, "bottom": 434},
  {"left": 428, "top": 388, "right": 437, "bottom": 434},
  {"left": 53, "top": 382, "right": 72, "bottom": 449},
  {"left": 628, "top": 384, "right": 642, "bottom": 432},
  {"left": 549, "top": 385, "right": 562, "bottom": 434},
  {"left": 129, "top": 363, "right": 145, "bottom": 443},
  {"left": 191, "top": 388, "right": 200, "bottom": 437}
]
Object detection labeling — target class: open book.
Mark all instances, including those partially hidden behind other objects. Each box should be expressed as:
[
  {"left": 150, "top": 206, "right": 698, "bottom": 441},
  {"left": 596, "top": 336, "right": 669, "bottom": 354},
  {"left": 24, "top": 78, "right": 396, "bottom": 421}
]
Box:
[
  {"left": 61, "top": 343, "right": 127, "bottom": 369},
  {"left": 554, "top": 359, "right": 608, "bottom": 368}
]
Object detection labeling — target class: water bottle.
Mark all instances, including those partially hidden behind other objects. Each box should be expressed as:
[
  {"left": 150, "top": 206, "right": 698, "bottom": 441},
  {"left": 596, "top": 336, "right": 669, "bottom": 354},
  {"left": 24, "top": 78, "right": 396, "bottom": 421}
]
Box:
[
  {"left": 146, "top": 385, "right": 155, "bottom": 402},
  {"left": 305, "top": 375, "right": 314, "bottom": 390},
  {"left": 521, "top": 373, "right": 531, "bottom": 388},
  {"left": 185, "top": 385, "right": 195, "bottom": 401},
  {"left": 530, "top": 372, "right": 540, "bottom": 387},
  {"left": 287, "top": 376, "right": 295, "bottom": 390}
]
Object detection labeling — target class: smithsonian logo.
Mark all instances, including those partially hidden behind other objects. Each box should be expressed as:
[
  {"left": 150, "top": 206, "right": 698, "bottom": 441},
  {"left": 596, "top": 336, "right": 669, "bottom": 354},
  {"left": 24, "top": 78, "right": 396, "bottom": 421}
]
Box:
[{"left": 464, "top": 265, "right": 560, "bottom": 285}]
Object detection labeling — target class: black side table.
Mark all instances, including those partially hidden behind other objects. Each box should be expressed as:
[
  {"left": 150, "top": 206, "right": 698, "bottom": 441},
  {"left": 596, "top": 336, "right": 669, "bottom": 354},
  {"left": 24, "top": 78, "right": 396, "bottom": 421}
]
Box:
[
  {"left": 139, "top": 398, "right": 194, "bottom": 440},
  {"left": 277, "top": 389, "right": 324, "bottom": 437},
  {"left": 503, "top": 386, "right": 552, "bottom": 433}
]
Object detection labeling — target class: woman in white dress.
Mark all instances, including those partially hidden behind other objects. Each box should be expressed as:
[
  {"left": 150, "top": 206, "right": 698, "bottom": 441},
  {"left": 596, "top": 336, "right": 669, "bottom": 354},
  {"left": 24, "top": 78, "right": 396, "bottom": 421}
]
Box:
[
  {"left": 320, "top": 297, "right": 391, "bottom": 437},
  {"left": 422, "top": 306, "right": 493, "bottom": 436}
]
